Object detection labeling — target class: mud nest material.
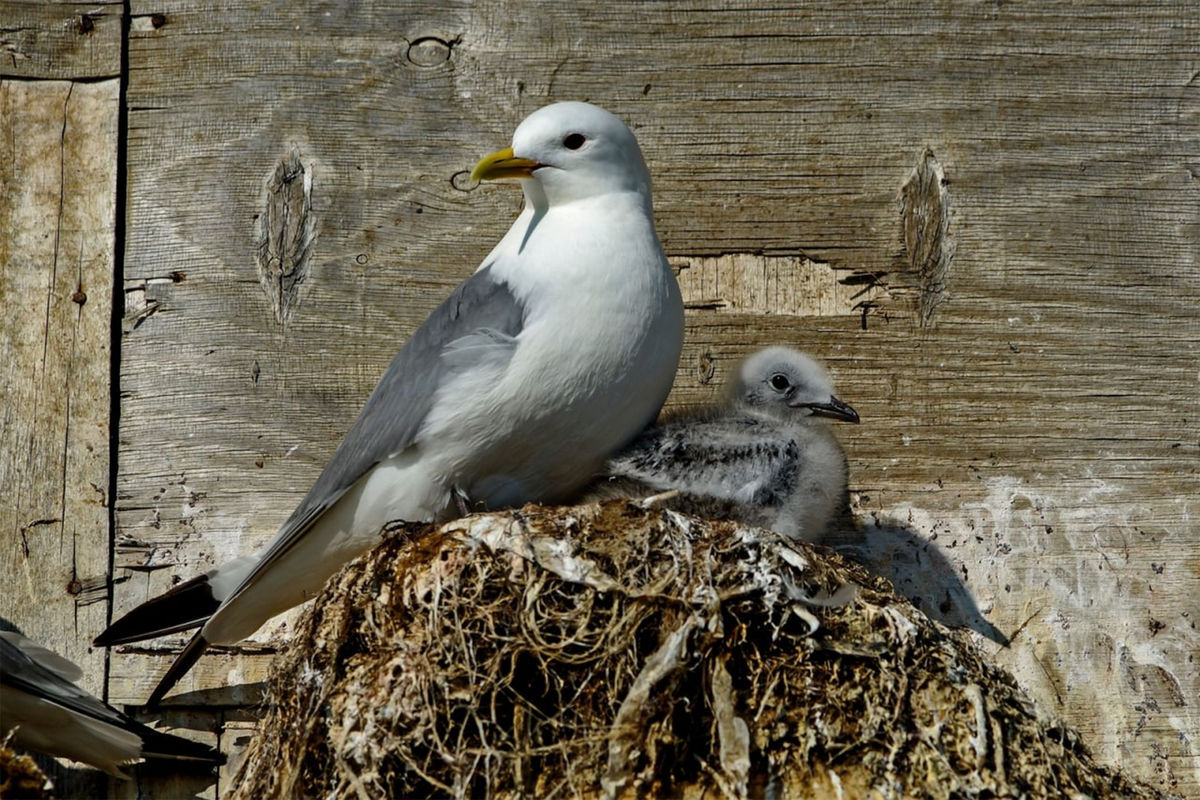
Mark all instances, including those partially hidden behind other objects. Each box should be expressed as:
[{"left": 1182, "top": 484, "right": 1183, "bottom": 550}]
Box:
[{"left": 231, "top": 501, "right": 1164, "bottom": 800}]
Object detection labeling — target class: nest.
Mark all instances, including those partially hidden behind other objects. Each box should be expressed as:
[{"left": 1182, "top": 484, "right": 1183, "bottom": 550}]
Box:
[
  {"left": 0, "top": 736, "right": 54, "bottom": 799},
  {"left": 230, "top": 500, "right": 1164, "bottom": 800}
]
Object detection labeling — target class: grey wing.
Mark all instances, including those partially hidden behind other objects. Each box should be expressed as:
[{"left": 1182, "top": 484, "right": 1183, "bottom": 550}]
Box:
[
  {"left": 608, "top": 416, "right": 802, "bottom": 506},
  {"left": 0, "top": 632, "right": 128, "bottom": 730},
  {"left": 226, "top": 264, "right": 526, "bottom": 603},
  {"left": 1, "top": 632, "right": 225, "bottom": 765}
]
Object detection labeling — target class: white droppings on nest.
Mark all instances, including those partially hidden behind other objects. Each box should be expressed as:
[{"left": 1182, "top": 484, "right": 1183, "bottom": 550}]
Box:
[
  {"left": 456, "top": 514, "right": 624, "bottom": 594},
  {"left": 297, "top": 660, "right": 323, "bottom": 689}
]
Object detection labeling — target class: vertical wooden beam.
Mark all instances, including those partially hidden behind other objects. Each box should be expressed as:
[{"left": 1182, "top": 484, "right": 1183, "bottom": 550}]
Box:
[
  {"left": 0, "top": 77, "right": 119, "bottom": 797},
  {"left": 1, "top": 1, "right": 123, "bottom": 794}
]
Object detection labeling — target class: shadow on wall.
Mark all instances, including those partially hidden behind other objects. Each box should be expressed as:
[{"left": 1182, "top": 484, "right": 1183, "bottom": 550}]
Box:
[{"left": 825, "top": 517, "right": 1011, "bottom": 646}]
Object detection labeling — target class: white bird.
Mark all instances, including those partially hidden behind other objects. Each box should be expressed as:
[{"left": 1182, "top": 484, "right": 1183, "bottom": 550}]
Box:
[
  {"left": 593, "top": 347, "right": 859, "bottom": 542},
  {"left": 0, "top": 632, "right": 223, "bottom": 777},
  {"left": 96, "top": 102, "right": 684, "bottom": 705}
]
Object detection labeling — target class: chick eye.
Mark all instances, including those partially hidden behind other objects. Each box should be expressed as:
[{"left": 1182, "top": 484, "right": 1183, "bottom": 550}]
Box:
[
  {"left": 563, "top": 133, "right": 587, "bottom": 150},
  {"left": 769, "top": 374, "right": 791, "bottom": 392}
]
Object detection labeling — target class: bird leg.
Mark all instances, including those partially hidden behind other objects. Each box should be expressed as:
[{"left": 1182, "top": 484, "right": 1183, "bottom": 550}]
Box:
[
  {"left": 452, "top": 486, "right": 472, "bottom": 517},
  {"left": 639, "top": 490, "right": 681, "bottom": 509}
]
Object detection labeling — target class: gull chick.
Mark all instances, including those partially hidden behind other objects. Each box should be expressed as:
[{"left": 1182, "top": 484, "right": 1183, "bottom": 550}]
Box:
[
  {"left": 595, "top": 347, "right": 859, "bottom": 542},
  {"left": 0, "top": 632, "right": 223, "bottom": 777},
  {"left": 96, "top": 102, "right": 684, "bottom": 705}
]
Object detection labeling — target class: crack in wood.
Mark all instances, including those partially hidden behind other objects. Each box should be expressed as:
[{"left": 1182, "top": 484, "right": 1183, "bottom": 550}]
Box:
[
  {"left": 18, "top": 518, "right": 62, "bottom": 559},
  {"left": 58, "top": 238, "right": 86, "bottom": 566},
  {"left": 18, "top": 83, "right": 76, "bottom": 543}
]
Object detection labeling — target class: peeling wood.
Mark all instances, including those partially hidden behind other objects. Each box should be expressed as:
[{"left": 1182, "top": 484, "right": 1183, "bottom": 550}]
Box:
[
  {"left": 674, "top": 254, "right": 889, "bottom": 318},
  {"left": 120, "top": 291, "right": 162, "bottom": 334}
]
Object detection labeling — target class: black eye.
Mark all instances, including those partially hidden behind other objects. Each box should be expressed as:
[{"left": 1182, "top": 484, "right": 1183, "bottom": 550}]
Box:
[
  {"left": 563, "top": 133, "right": 586, "bottom": 150},
  {"left": 769, "top": 374, "right": 791, "bottom": 392}
]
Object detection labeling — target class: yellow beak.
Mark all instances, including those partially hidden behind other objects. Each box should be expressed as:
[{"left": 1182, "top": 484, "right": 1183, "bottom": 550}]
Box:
[{"left": 471, "top": 147, "right": 541, "bottom": 182}]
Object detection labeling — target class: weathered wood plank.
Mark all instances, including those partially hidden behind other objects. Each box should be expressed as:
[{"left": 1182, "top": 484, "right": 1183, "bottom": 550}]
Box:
[
  {"left": 0, "top": 1, "right": 123, "bottom": 80},
  {"left": 0, "top": 77, "right": 118, "bottom": 797},
  {"left": 109, "top": 1, "right": 1198, "bottom": 797}
]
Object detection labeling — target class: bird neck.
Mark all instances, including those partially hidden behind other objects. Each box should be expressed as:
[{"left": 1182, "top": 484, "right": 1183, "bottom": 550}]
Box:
[
  {"left": 521, "top": 180, "right": 653, "bottom": 218},
  {"left": 520, "top": 179, "right": 550, "bottom": 212}
]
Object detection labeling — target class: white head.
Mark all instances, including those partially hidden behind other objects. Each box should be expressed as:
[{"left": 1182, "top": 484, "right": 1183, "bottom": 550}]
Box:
[
  {"left": 729, "top": 347, "right": 860, "bottom": 425},
  {"left": 471, "top": 102, "right": 653, "bottom": 209}
]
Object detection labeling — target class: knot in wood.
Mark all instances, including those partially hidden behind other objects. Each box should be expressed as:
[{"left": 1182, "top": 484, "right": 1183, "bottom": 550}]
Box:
[
  {"left": 406, "top": 36, "right": 452, "bottom": 68},
  {"left": 256, "top": 149, "right": 316, "bottom": 325},
  {"left": 450, "top": 169, "right": 476, "bottom": 192}
]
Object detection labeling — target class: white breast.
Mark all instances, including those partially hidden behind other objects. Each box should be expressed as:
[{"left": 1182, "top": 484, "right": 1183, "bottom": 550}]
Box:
[{"left": 422, "top": 191, "right": 683, "bottom": 506}]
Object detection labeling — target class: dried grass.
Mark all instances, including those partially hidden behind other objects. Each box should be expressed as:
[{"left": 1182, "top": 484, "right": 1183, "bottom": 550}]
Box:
[
  {"left": 0, "top": 735, "right": 54, "bottom": 799},
  {"left": 230, "top": 500, "right": 1166, "bottom": 800}
]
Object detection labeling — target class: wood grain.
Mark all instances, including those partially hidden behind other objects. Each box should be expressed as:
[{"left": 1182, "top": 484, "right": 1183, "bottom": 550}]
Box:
[
  {"left": 0, "top": 0, "right": 1191, "bottom": 796},
  {"left": 0, "top": 1, "right": 123, "bottom": 80},
  {"left": 0, "top": 77, "right": 118, "bottom": 799}
]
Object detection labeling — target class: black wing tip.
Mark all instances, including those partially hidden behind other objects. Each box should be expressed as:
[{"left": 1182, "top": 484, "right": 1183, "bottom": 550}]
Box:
[
  {"left": 94, "top": 576, "right": 219, "bottom": 647},
  {"left": 982, "top": 620, "right": 1012, "bottom": 648},
  {"left": 139, "top": 730, "right": 226, "bottom": 766},
  {"left": 93, "top": 625, "right": 134, "bottom": 647},
  {"left": 145, "top": 632, "right": 210, "bottom": 708}
]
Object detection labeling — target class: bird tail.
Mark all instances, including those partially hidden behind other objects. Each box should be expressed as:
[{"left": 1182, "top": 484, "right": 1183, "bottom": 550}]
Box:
[
  {"left": 94, "top": 556, "right": 257, "bottom": 647},
  {"left": 145, "top": 630, "right": 210, "bottom": 707},
  {"left": 136, "top": 722, "right": 226, "bottom": 765},
  {"left": 94, "top": 574, "right": 220, "bottom": 646}
]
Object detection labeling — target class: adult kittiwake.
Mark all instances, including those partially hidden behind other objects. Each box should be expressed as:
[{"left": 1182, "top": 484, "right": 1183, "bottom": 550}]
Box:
[
  {"left": 592, "top": 347, "right": 858, "bottom": 541},
  {"left": 0, "top": 632, "right": 223, "bottom": 777},
  {"left": 96, "top": 101, "right": 685, "bottom": 706}
]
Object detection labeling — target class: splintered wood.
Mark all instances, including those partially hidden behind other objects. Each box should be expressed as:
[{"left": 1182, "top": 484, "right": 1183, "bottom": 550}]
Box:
[{"left": 673, "top": 254, "right": 888, "bottom": 317}]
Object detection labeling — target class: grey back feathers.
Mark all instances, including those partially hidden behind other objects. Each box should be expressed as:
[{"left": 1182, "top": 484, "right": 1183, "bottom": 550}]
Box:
[
  {"left": 228, "top": 264, "right": 526, "bottom": 607},
  {"left": 113, "top": 264, "right": 529, "bottom": 706},
  {"left": 92, "top": 266, "right": 525, "bottom": 648},
  {"left": 595, "top": 347, "right": 859, "bottom": 542}
]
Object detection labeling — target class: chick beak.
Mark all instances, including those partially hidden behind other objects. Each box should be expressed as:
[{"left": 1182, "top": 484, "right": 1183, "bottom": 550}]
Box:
[{"left": 801, "top": 395, "right": 860, "bottom": 424}]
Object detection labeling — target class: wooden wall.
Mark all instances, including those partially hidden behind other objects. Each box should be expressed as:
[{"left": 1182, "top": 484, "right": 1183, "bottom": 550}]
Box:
[
  {"left": 2, "top": 1, "right": 1196, "bottom": 797},
  {"left": 2, "top": 2, "right": 121, "bottom": 796}
]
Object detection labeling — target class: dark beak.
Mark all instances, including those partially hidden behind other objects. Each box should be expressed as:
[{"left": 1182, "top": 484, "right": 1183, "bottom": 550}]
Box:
[{"left": 801, "top": 395, "right": 860, "bottom": 424}]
